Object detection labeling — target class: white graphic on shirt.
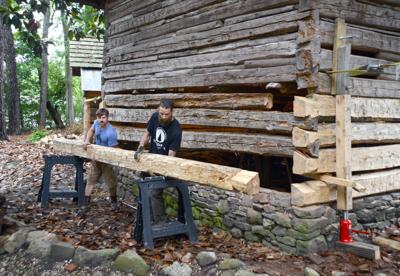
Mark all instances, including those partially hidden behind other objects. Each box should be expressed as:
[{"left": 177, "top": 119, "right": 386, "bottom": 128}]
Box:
[{"left": 154, "top": 127, "right": 167, "bottom": 150}]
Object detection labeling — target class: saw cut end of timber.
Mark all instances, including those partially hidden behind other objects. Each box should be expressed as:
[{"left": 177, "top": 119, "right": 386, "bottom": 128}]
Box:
[
  {"left": 229, "top": 170, "right": 260, "bottom": 195},
  {"left": 52, "top": 138, "right": 260, "bottom": 195}
]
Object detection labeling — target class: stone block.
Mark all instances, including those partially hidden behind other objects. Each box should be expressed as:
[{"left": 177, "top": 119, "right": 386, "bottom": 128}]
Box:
[
  {"left": 218, "top": 258, "right": 244, "bottom": 270},
  {"left": 217, "top": 200, "right": 230, "bottom": 214},
  {"left": 262, "top": 218, "right": 275, "bottom": 229},
  {"left": 296, "top": 236, "right": 328, "bottom": 255},
  {"left": 73, "top": 246, "right": 118, "bottom": 267},
  {"left": 196, "top": 251, "right": 217, "bottom": 267},
  {"left": 50, "top": 241, "right": 75, "bottom": 261},
  {"left": 246, "top": 209, "right": 262, "bottom": 225},
  {"left": 4, "top": 228, "right": 30, "bottom": 253},
  {"left": 292, "top": 217, "right": 329, "bottom": 233},
  {"left": 252, "top": 193, "right": 269, "bottom": 204},
  {"left": 271, "top": 226, "right": 287, "bottom": 237},
  {"left": 112, "top": 249, "right": 149, "bottom": 275},
  {"left": 160, "top": 262, "right": 192, "bottom": 276},
  {"left": 355, "top": 209, "right": 375, "bottom": 223},
  {"left": 244, "top": 231, "right": 261, "bottom": 243},
  {"left": 27, "top": 239, "right": 52, "bottom": 259},
  {"left": 293, "top": 205, "right": 326, "bottom": 219},
  {"left": 230, "top": 228, "right": 242, "bottom": 238},
  {"left": 287, "top": 229, "right": 320, "bottom": 241},
  {"left": 276, "top": 236, "right": 296, "bottom": 247}
]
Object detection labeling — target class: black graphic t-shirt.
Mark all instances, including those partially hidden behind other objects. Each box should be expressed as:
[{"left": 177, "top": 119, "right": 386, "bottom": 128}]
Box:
[{"left": 147, "top": 112, "right": 182, "bottom": 155}]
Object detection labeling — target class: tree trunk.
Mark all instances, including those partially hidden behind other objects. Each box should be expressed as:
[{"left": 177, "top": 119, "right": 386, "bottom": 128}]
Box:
[
  {"left": 39, "top": 1, "right": 50, "bottom": 129},
  {"left": 61, "top": 9, "right": 74, "bottom": 126},
  {"left": 46, "top": 101, "right": 65, "bottom": 129},
  {"left": 3, "top": 24, "right": 21, "bottom": 135},
  {"left": 0, "top": 0, "right": 8, "bottom": 140}
]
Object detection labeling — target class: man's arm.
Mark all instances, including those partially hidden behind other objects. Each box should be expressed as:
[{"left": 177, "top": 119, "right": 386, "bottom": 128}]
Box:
[
  {"left": 139, "top": 130, "right": 150, "bottom": 148},
  {"left": 134, "top": 130, "right": 150, "bottom": 160},
  {"left": 83, "top": 127, "right": 95, "bottom": 150}
]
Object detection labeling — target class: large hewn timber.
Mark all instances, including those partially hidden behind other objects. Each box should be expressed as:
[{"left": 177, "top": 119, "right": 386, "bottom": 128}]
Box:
[
  {"left": 320, "top": 20, "right": 400, "bottom": 54},
  {"left": 291, "top": 168, "right": 400, "bottom": 206},
  {"left": 317, "top": 74, "right": 400, "bottom": 97},
  {"left": 317, "top": 0, "right": 400, "bottom": 31},
  {"left": 108, "top": 108, "right": 314, "bottom": 134},
  {"left": 293, "top": 123, "right": 400, "bottom": 149},
  {"left": 104, "top": 65, "right": 297, "bottom": 91},
  {"left": 105, "top": 93, "right": 273, "bottom": 110},
  {"left": 294, "top": 95, "right": 400, "bottom": 120},
  {"left": 293, "top": 144, "right": 400, "bottom": 174},
  {"left": 115, "top": 126, "right": 294, "bottom": 157},
  {"left": 52, "top": 138, "right": 260, "bottom": 195}
]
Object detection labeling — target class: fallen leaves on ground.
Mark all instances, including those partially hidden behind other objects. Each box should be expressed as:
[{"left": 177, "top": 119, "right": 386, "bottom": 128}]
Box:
[{"left": 1, "top": 134, "right": 400, "bottom": 275}]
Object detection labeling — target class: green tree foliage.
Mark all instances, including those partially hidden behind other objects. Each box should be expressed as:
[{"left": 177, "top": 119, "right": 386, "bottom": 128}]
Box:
[{"left": 13, "top": 31, "right": 83, "bottom": 130}]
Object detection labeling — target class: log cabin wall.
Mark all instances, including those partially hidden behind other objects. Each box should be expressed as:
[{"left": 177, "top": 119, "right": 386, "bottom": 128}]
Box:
[
  {"left": 292, "top": 0, "right": 400, "bottom": 206},
  {"left": 101, "top": 0, "right": 324, "bottom": 189},
  {"left": 102, "top": 0, "right": 313, "bottom": 163}
]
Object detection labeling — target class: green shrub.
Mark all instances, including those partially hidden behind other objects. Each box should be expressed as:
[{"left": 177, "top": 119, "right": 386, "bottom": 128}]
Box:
[{"left": 27, "top": 129, "right": 49, "bottom": 143}]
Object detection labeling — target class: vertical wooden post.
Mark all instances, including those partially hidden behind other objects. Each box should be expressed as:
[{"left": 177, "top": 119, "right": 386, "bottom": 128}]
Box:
[
  {"left": 83, "top": 99, "right": 91, "bottom": 138},
  {"left": 333, "top": 19, "right": 352, "bottom": 210}
]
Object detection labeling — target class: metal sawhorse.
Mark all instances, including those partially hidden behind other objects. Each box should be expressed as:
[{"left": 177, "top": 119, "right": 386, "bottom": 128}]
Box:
[
  {"left": 38, "top": 155, "right": 85, "bottom": 208},
  {"left": 133, "top": 176, "right": 197, "bottom": 248}
]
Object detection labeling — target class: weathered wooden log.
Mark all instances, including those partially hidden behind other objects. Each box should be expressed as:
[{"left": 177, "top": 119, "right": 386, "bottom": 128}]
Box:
[
  {"left": 317, "top": 0, "right": 400, "bottom": 31},
  {"left": 108, "top": 0, "right": 298, "bottom": 42},
  {"left": 104, "top": 65, "right": 297, "bottom": 92},
  {"left": 373, "top": 236, "right": 400, "bottom": 252},
  {"left": 319, "top": 50, "right": 398, "bottom": 81},
  {"left": 52, "top": 138, "right": 260, "bottom": 195},
  {"left": 294, "top": 94, "right": 400, "bottom": 120},
  {"left": 291, "top": 168, "right": 400, "bottom": 206},
  {"left": 320, "top": 20, "right": 400, "bottom": 54},
  {"left": 106, "top": 11, "right": 306, "bottom": 62},
  {"left": 293, "top": 144, "right": 400, "bottom": 174},
  {"left": 317, "top": 74, "right": 400, "bottom": 96},
  {"left": 103, "top": 41, "right": 297, "bottom": 80},
  {"left": 115, "top": 126, "right": 294, "bottom": 157},
  {"left": 108, "top": 108, "right": 315, "bottom": 134},
  {"left": 318, "top": 123, "right": 400, "bottom": 146},
  {"left": 105, "top": 93, "right": 273, "bottom": 110}
]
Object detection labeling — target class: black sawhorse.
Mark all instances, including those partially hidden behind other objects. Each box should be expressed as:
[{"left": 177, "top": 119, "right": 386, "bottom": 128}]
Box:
[
  {"left": 37, "top": 155, "right": 85, "bottom": 208},
  {"left": 133, "top": 176, "right": 197, "bottom": 248}
]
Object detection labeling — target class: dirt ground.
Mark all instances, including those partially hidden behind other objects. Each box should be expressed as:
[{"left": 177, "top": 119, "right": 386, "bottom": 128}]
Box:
[{"left": 0, "top": 134, "right": 400, "bottom": 275}]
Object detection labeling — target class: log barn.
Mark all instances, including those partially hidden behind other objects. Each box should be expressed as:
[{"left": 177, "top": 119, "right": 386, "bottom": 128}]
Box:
[{"left": 71, "top": 0, "right": 400, "bottom": 201}]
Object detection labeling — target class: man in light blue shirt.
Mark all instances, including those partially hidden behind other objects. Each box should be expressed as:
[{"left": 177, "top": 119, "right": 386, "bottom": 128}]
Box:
[{"left": 83, "top": 108, "right": 118, "bottom": 209}]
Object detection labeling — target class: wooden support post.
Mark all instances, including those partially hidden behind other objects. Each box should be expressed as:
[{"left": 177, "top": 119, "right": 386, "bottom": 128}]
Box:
[
  {"left": 333, "top": 19, "right": 352, "bottom": 211},
  {"left": 83, "top": 100, "right": 91, "bottom": 138}
]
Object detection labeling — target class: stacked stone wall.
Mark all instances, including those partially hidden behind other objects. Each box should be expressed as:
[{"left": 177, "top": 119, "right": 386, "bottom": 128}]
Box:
[{"left": 118, "top": 169, "right": 400, "bottom": 255}]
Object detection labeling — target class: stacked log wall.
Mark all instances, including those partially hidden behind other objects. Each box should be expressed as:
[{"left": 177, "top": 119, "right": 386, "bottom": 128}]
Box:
[
  {"left": 102, "top": 0, "right": 316, "bottom": 158},
  {"left": 292, "top": 0, "right": 400, "bottom": 206}
]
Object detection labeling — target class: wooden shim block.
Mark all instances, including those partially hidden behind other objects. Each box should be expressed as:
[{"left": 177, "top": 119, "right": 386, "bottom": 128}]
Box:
[
  {"left": 312, "top": 94, "right": 400, "bottom": 120},
  {"left": 52, "top": 138, "right": 260, "bottom": 195},
  {"left": 105, "top": 93, "right": 273, "bottom": 110},
  {"left": 108, "top": 108, "right": 312, "bottom": 134},
  {"left": 293, "top": 96, "right": 318, "bottom": 118},
  {"left": 292, "top": 168, "right": 400, "bottom": 206},
  {"left": 296, "top": 144, "right": 400, "bottom": 174},
  {"left": 335, "top": 241, "right": 380, "bottom": 261},
  {"left": 291, "top": 180, "right": 336, "bottom": 206},
  {"left": 104, "top": 65, "right": 297, "bottom": 92},
  {"left": 373, "top": 236, "right": 400, "bottom": 252},
  {"left": 116, "top": 126, "right": 294, "bottom": 157}
]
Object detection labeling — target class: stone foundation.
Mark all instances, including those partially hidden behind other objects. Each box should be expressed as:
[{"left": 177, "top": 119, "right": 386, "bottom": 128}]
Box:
[{"left": 118, "top": 168, "right": 400, "bottom": 255}]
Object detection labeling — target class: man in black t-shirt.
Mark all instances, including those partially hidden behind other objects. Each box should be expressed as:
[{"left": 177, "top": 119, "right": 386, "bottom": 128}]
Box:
[{"left": 134, "top": 99, "right": 182, "bottom": 222}]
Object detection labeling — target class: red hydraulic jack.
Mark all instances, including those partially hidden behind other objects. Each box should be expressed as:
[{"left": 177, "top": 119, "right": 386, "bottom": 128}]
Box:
[{"left": 339, "top": 211, "right": 373, "bottom": 243}]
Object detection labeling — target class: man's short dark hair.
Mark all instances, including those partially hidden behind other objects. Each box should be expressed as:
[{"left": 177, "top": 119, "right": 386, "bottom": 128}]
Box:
[
  {"left": 96, "top": 108, "right": 109, "bottom": 117},
  {"left": 160, "top": 99, "right": 173, "bottom": 110}
]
